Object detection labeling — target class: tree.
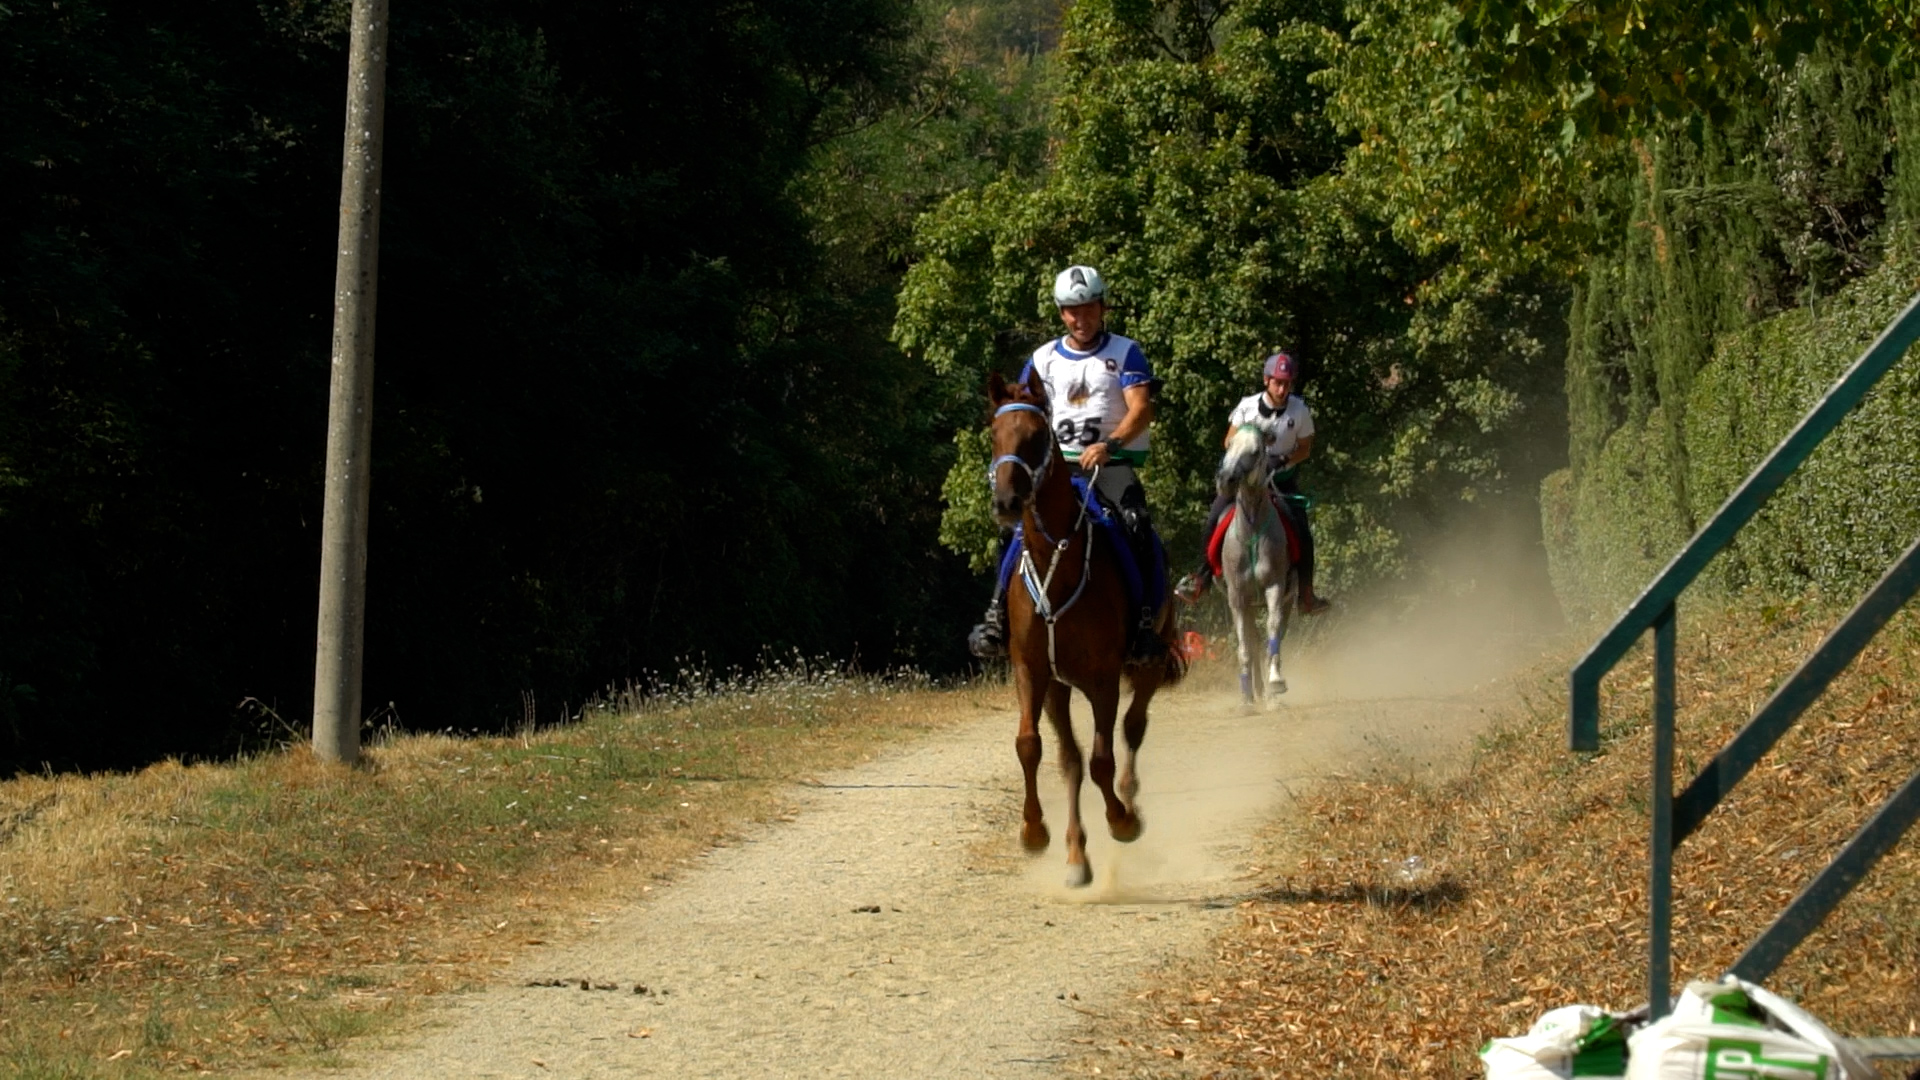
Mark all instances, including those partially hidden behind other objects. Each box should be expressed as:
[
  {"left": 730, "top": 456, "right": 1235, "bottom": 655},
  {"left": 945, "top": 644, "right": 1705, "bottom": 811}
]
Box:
[
  {"left": 0, "top": 0, "right": 959, "bottom": 772},
  {"left": 897, "top": 0, "right": 1566, "bottom": 589}
]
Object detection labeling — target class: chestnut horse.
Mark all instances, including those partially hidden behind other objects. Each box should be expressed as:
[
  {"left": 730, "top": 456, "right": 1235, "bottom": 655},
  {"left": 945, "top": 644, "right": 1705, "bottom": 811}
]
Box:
[{"left": 986, "top": 369, "right": 1186, "bottom": 887}]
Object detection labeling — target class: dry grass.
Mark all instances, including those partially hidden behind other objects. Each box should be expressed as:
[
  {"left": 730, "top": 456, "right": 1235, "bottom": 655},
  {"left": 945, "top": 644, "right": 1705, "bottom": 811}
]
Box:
[
  {"left": 1081, "top": 596, "right": 1920, "bottom": 1078},
  {"left": 0, "top": 661, "right": 996, "bottom": 1078}
]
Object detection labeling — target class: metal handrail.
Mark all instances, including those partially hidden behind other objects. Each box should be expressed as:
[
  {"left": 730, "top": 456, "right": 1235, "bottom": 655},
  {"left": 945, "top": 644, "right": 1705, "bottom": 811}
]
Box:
[
  {"left": 1571, "top": 291, "right": 1920, "bottom": 750},
  {"left": 1567, "top": 290, "right": 1920, "bottom": 1018}
]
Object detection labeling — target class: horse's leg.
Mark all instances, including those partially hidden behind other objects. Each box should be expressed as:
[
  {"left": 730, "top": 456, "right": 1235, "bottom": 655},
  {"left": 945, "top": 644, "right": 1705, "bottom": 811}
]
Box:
[
  {"left": 1014, "top": 663, "right": 1050, "bottom": 852},
  {"left": 1114, "top": 661, "right": 1158, "bottom": 828},
  {"left": 1084, "top": 678, "right": 1139, "bottom": 843},
  {"left": 1043, "top": 683, "right": 1091, "bottom": 887},
  {"left": 1239, "top": 583, "right": 1264, "bottom": 704},
  {"left": 1224, "top": 571, "right": 1257, "bottom": 705},
  {"left": 1264, "top": 569, "right": 1288, "bottom": 697}
]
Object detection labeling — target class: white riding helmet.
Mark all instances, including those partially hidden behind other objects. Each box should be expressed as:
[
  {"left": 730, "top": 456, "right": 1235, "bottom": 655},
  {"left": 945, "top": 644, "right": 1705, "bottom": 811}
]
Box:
[{"left": 1052, "top": 265, "right": 1107, "bottom": 307}]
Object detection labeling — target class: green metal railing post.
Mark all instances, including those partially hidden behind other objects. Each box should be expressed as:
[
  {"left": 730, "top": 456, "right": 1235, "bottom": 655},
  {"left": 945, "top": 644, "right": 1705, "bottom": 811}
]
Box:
[{"left": 1650, "top": 603, "right": 1675, "bottom": 1017}]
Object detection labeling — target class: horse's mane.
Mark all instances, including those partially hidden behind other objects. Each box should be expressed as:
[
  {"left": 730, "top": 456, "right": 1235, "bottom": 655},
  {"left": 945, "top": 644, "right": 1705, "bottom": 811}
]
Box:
[
  {"left": 1216, "top": 425, "right": 1270, "bottom": 500},
  {"left": 1225, "top": 425, "right": 1265, "bottom": 460}
]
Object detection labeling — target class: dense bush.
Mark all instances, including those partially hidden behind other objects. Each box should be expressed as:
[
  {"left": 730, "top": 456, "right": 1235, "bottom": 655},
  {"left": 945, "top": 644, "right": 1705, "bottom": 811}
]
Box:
[
  {"left": 0, "top": 0, "right": 1003, "bottom": 772},
  {"left": 1541, "top": 43, "right": 1920, "bottom": 620},
  {"left": 1541, "top": 409, "right": 1692, "bottom": 624},
  {"left": 1690, "top": 256, "right": 1920, "bottom": 597},
  {"left": 1546, "top": 251, "right": 1920, "bottom": 622}
]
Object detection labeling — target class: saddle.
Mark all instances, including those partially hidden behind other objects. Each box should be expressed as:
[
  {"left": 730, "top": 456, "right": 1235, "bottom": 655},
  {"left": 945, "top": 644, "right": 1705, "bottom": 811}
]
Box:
[
  {"left": 995, "top": 477, "right": 1167, "bottom": 617},
  {"left": 1206, "top": 494, "right": 1301, "bottom": 578}
]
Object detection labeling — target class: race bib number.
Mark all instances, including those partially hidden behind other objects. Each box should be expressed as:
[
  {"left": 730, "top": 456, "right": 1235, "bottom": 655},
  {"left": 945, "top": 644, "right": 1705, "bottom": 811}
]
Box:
[{"left": 1057, "top": 418, "right": 1101, "bottom": 447}]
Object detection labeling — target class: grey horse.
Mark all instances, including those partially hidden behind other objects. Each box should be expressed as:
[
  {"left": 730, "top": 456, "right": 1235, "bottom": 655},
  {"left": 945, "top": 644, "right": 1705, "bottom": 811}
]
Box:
[{"left": 1215, "top": 424, "right": 1298, "bottom": 704}]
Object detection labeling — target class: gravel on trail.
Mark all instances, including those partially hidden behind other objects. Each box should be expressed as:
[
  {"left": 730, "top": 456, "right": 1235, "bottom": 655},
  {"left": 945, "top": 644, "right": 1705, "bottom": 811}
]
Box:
[{"left": 300, "top": 658, "right": 1502, "bottom": 1080}]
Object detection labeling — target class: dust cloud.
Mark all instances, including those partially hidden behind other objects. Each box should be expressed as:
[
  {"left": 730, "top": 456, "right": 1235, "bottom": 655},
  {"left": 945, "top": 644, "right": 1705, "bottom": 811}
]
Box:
[
  {"left": 1290, "top": 497, "right": 1568, "bottom": 702},
  {"left": 1021, "top": 502, "right": 1569, "bottom": 905}
]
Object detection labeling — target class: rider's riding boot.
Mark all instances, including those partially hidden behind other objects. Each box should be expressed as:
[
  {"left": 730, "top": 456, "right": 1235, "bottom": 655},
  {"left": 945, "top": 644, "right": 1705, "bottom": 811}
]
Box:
[
  {"left": 1116, "top": 506, "right": 1168, "bottom": 663},
  {"left": 1126, "top": 607, "right": 1166, "bottom": 664},
  {"left": 968, "top": 593, "right": 1009, "bottom": 659},
  {"left": 1174, "top": 564, "right": 1213, "bottom": 604},
  {"left": 1299, "top": 576, "right": 1332, "bottom": 616}
]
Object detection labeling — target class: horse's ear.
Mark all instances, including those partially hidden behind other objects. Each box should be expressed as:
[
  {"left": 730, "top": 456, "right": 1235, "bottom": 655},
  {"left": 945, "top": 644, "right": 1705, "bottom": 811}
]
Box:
[
  {"left": 987, "top": 370, "right": 1011, "bottom": 404},
  {"left": 1021, "top": 366, "right": 1048, "bottom": 405}
]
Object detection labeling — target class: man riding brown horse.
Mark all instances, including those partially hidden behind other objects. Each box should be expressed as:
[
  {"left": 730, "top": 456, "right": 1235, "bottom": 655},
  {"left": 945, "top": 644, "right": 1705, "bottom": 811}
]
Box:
[
  {"left": 982, "top": 365, "right": 1185, "bottom": 887},
  {"left": 969, "top": 264, "right": 1167, "bottom": 665}
]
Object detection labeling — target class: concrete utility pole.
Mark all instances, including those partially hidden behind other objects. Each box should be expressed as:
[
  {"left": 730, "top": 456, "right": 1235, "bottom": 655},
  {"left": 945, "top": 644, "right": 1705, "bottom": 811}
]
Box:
[{"left": 313, "top": 0, "right": 391, "bottom": 765}]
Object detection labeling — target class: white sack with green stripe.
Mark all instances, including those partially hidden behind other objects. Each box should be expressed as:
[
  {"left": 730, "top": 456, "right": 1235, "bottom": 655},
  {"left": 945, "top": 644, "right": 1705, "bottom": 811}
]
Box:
[
  {"left": 1482, "top": 1003, "right": 1631, "bottom": 1079},
  {"left": 1624, "top": 977, "right": 1870, "bottom": 1080}
]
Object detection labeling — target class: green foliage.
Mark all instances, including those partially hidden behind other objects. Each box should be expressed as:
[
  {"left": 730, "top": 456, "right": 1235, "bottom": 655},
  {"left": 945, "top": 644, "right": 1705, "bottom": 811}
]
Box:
[
  {"left": 1540, "top": 408, "right": 1693, "bottom": 624},
  {"left": 1454, "top": 0, "right": 1919, "bottom": 137},
  {"left": 1543, "top": 42, "right": 1916, "bottom": 617},
  {"left": 1559, "top": 253, "right": 1920, "bottom": 620},
  {"left": 1324, "top": 0, "right": 1916, "bottom": 288},
  {"left": 1687, "top": 255, "right": 1920, "bottom": 598},
  {"left": 797, "top": 1, "right": 1059, "bottom": 294},
  {"left": 0, "top": 0, "right": 987, "bottom": 772},
  {"left": 793, "top": 1, "right": 1062, "bottom": 588},
  {"left": 1325, "top": 0, "right": 1594, "bottom": 275},
  {"left": 939, "top": 427, "right": 1001, "bottom": 571},
  {"left": 897, "top": 0, "right": 1567, "bottom": 588},
  {"left": 1888, "top": 81, "right": 1920, "bottom": 249},
  {"left": 1326, "top": 0, "right": 1913, "bottom": 287}
]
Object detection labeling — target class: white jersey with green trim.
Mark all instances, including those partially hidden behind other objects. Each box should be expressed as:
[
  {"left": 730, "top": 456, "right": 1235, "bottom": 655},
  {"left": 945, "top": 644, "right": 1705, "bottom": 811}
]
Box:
[{"left": 1018, "top": 332, "right": 1154, "bottom": 464}]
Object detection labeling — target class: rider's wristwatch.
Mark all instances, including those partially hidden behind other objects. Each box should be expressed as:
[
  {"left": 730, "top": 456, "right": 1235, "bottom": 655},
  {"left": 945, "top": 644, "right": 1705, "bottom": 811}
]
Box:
[{"left": 1101, "top": 437, "right": 1123, "bottom": 457}]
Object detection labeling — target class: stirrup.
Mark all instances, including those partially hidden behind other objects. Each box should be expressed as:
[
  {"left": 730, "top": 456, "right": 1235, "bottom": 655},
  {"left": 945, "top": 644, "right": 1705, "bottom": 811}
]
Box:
[
  {"left": 968, "top": 621, "right": 1008, "bottom": 659},
  {"left": 968, "top": 600, "right": 1008, "bottom": 659},
  {"left": 1174, "top": 572, "right": 1210, "bottom": 604}
]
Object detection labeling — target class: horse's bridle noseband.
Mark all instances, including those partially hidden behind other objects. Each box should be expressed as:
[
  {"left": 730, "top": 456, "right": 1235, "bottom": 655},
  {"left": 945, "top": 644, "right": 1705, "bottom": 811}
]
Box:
[{"left": 987, "top": 402, "right": 1055, "bottom": 495}]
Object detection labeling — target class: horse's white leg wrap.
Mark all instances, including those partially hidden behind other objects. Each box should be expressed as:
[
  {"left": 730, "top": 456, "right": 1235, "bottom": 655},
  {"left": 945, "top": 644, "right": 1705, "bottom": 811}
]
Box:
[{"left": 1264, "top": 578, "right": 1287, "bottom": 695}]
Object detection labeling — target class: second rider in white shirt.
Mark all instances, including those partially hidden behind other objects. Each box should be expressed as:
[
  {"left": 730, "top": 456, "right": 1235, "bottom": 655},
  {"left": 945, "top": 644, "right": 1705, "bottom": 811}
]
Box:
[{"left": 1175, "top": 350, "right": 1331, "bottom": 615}]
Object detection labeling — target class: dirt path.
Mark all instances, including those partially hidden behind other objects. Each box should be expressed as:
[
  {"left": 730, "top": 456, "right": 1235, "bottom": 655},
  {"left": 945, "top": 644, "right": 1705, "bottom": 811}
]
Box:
[{"left": 300, "top": 632, "right": 1522, "bottom": 1079}]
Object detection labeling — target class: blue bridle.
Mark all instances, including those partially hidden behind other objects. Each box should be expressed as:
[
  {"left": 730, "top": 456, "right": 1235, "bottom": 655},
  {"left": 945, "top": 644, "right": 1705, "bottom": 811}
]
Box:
[{"left": 986, "top": 402, "right": 1054, "bottom": 495}]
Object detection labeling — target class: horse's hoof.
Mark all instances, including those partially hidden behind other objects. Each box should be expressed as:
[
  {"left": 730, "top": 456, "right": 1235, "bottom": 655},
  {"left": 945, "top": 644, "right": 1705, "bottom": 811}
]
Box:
[
  {"left": 1269, "top": 678, "right": 1288, "bottom": 695},
  {"left": 1109, "top": 812, "right": 1144, "bottom": 843},
  {"left": 1065, "top": 861, "right": 1092, "bottom": 888},
  {"left": 1021, "top": 822, "right": 1050, "bottom": 852}
]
